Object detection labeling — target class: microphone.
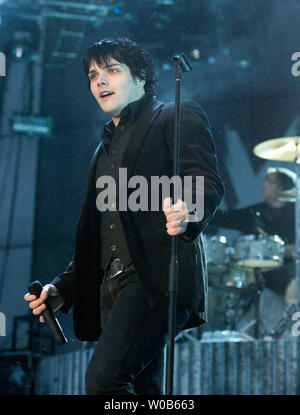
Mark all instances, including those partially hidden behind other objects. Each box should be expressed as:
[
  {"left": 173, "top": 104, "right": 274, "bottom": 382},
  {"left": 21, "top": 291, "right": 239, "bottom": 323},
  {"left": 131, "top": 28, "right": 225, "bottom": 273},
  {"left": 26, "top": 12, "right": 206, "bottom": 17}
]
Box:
[
  {"left": 28, "top": 280, "right": 67, "bottom": 345},
  {"left": 172, "top": 53, "right": 192, "bottom": 74}
]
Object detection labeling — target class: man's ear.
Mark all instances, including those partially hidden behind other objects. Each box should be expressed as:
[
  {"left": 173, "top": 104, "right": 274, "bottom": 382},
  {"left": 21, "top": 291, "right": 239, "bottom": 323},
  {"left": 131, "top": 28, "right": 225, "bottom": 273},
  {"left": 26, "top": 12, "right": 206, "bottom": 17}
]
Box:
[
  {"left": 136, "top": 78, "right": 146, "bottom": 87},
  {"left": 137, "top": 69, "right": 146, "bottom": 87}
]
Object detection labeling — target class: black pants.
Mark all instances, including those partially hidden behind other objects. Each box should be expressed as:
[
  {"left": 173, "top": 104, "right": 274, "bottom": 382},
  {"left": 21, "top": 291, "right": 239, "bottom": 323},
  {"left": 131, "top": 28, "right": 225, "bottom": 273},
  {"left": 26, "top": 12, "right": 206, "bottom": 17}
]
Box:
[{"left": 85, "top": 269, "right": 190, "bottom": 395}]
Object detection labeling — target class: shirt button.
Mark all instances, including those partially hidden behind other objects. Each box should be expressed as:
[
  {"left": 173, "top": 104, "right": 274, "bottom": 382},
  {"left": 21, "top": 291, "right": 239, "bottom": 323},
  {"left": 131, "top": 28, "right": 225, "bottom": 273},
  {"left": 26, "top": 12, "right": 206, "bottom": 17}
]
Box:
[
  {"left": 111, "top": 202, "right": 116, "bottom": 209},
  {"left": 111, "top": 244, "right": 117, "bottom": 251},
  {"left": 110, "top": 223, "right": 116, "bottom": 230},
  {"left": 111, "top": 164, "right": 115, "bottom": 169}
]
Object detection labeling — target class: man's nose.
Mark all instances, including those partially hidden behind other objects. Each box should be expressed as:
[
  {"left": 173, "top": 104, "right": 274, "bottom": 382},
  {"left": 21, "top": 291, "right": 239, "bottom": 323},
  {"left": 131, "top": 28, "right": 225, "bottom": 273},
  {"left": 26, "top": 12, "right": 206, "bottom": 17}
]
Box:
[{"left": 97, "top": 73, "right": 108, "bottom": 86}]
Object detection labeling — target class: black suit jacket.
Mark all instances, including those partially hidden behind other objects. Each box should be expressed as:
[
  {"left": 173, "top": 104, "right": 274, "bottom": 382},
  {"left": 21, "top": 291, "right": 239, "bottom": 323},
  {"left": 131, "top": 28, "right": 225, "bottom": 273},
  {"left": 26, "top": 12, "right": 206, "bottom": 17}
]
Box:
[{"left": 51, "top": 96, "right": 224, "bottom": 341}]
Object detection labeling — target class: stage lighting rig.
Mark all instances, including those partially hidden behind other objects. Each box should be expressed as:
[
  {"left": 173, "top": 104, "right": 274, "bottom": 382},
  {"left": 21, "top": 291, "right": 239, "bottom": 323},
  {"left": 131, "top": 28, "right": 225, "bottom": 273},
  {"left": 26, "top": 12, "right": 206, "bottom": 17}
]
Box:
[{"left": 11, "top": 114, "right": 53, "bottom": 137}]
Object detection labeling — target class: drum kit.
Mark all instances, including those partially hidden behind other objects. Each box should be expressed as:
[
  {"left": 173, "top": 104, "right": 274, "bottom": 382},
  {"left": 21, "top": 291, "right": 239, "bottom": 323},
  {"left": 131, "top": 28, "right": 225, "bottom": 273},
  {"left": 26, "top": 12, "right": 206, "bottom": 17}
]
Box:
[
  {"left": 203, "top": 232, "right": 285, "bottom": 338},
  {"left": 203, "top": 136, "right": 299, "bottom": 340}
]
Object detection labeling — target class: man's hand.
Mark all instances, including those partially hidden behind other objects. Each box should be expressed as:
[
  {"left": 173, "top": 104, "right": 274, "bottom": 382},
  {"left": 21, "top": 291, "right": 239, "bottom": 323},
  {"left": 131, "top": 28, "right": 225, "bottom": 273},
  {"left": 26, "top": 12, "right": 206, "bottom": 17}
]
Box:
[
  {"left": 24, "top": 284, "right": 64, "bottom": 323},
  {"left": 163, "top": 197, "right": 188, "bottom": 236}
]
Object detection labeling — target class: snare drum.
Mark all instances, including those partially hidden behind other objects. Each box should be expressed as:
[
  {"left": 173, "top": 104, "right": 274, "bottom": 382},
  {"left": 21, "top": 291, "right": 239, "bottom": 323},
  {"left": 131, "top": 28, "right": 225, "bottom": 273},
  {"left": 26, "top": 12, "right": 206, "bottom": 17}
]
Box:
[
  {"left": 203, "top": 235, "right": 229, "bottom": 273},
  {"left": 233, "top": 234, "right": 285, "bottom": 270}
]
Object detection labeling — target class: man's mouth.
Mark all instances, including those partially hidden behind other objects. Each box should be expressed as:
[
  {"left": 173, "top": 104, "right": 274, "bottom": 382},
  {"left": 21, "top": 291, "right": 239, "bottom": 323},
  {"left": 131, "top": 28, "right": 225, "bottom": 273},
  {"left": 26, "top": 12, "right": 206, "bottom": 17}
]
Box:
[{"left": 100, "top": 91, "right": 115, "bottom": 99}]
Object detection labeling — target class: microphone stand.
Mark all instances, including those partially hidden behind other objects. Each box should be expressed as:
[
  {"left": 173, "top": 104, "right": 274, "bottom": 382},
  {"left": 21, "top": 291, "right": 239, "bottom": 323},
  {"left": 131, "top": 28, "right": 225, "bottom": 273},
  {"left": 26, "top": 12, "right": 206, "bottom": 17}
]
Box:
[{"left": 165, "top": 53, "right": 191, "bottom": 395}]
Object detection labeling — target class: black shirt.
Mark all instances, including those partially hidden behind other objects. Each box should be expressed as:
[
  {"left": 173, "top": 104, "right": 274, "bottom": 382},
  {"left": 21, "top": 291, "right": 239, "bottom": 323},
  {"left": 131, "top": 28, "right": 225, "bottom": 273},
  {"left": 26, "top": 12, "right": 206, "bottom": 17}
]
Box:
[{"left": 95, "top": 94, "right": 153, "bottom": 270}]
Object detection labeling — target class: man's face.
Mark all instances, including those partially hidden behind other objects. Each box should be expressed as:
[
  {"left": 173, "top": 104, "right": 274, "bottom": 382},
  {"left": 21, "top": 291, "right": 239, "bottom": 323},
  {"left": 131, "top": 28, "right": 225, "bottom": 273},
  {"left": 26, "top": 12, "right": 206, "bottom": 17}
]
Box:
[
  {"left": 262, "top": 173, "right": 282, "bottom": 204},
  {"left": 88, "top": 58, "right": 145, "bottom": 125}
]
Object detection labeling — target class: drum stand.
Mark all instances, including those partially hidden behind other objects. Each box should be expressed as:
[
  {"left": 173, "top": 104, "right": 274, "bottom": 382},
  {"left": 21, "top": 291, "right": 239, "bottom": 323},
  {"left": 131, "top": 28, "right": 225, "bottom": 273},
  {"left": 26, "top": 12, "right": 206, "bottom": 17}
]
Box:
[
  {"left": 252, "top": 268, "right": 267, "bottom": 338},
  {"left": 237, "top": 267, "right": 267, "bottom": 339}
]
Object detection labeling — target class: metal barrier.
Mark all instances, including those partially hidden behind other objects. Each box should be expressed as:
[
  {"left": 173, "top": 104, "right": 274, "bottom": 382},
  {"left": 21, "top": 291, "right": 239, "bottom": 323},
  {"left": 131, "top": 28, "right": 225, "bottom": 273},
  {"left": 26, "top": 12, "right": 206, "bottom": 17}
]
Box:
[{"left": 34, "top": 339, "right": 300, "bottom": 395}]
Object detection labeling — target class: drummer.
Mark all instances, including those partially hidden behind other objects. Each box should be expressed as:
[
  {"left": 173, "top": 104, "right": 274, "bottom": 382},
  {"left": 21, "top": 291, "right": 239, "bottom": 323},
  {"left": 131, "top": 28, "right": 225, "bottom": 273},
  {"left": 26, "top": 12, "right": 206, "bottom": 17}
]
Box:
[{"left": 208, "top": 167, "right": 295, "bottom": 335}]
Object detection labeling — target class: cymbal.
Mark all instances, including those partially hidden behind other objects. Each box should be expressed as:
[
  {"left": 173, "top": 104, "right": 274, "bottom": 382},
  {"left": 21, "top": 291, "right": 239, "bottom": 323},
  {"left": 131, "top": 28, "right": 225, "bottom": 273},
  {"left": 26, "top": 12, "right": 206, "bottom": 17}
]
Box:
[
  {"left": 253, "top": 136, "right": 300, "bottom": 161},
  {"left": 278, "top": 188, "right": 296, "bottom": 202}
]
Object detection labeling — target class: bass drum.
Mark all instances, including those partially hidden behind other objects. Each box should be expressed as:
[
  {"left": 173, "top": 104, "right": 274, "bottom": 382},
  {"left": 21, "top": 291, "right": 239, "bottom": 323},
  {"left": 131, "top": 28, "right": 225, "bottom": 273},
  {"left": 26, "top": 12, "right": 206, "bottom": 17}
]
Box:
[{"left": 233, "top": 234, "right": 285, "bottom": 270}]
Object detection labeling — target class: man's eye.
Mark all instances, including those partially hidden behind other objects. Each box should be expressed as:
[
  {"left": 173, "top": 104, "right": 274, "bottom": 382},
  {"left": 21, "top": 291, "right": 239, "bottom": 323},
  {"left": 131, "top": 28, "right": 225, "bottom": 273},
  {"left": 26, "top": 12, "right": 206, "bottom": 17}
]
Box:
[
  {"left": 89, "top": 74, "right": 96, "bottom": 80},
  {"left": 108, "top": 68, "right": 119, "bottom": 73}
]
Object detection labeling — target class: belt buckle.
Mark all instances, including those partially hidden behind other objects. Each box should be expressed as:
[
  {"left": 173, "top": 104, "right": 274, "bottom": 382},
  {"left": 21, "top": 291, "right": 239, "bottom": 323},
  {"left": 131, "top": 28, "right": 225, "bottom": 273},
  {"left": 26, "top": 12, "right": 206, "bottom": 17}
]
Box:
[
  {"left": 110, "top": 259, "right": 124, "bottom": 279},
  {"left": 110, "top": 269, "right": 123, "bottom": 279}
]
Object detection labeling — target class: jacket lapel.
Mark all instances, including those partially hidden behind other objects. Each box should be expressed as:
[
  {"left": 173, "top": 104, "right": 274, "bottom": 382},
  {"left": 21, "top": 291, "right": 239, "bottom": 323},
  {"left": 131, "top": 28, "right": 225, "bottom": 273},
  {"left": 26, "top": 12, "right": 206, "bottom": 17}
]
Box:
[
  {"left": 87, "top": 141, "right": 103, "bottom": 184},
  {"left": 86, "top": 97, "right": 163, "bottom": 199},
  {"left": 121, "top": 97, "right": 163, "bottom": 178}
]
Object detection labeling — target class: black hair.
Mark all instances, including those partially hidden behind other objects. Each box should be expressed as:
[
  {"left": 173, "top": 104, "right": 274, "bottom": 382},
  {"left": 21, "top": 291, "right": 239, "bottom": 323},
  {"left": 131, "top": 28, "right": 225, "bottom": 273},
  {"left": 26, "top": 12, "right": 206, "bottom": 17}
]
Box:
[
  {"left": 82, "top": 37, "right": 156, "bottom": 94},
  {"left": 266, "top": 169, "right": 295, "bottom": 191},
  {"left": 274, "top": 172, "right": 295, "bottom": 191}
]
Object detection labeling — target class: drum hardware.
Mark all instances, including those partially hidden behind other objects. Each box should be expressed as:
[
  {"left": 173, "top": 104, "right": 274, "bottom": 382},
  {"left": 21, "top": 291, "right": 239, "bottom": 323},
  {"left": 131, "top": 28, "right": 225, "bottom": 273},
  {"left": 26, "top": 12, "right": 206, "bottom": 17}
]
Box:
[
  {"left": 233, "top": 268, "right": 269, "bottom": 339},
  {"left": 237, "top": 319, "right": 256, "bottom": 340},
  {"left": 204, "top": 234, "right": 273, "bottom": 336},
  {"left": 207, "top": 276, "right": 256, "bottom": 334},
  {"left": 206, "top": 285, "right": 247, "bottom": 332},
  {"left": 263, "top": 303, "right": 298, "bottom": 340},
  {"left": 231, "top": 233, "right": 286, "bottom": 338},
  {"left": 228, "top": 268, "right": 273, "bottom": 339},
  {"left": 204, "top": 136, "right": 299, "bottom": 339},
  {"left": 206, "top": 238, "right": 287, "bottom": 338},
  {"left": 252, "top": 269, "right": 267, "bottom": 339},
  {"left": 204, "top": 230, "right": 287, "bottom": 338}
]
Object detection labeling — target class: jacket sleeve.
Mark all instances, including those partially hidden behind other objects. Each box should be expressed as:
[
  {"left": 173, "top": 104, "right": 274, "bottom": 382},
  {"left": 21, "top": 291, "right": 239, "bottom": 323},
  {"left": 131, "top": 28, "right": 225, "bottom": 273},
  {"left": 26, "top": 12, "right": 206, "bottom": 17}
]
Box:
[
  {"left": 164, "top": 100, "right": 224, "bottom": 241},
  {"left": 50, "top": 259, "right": 74, "bottom": 314}
]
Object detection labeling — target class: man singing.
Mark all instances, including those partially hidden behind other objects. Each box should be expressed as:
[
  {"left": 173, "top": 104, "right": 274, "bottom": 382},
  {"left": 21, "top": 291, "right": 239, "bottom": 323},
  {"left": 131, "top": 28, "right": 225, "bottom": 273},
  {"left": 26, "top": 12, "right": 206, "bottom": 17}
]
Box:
[{"left": 24, "top": 37, "right": 224, "bottom": 395}]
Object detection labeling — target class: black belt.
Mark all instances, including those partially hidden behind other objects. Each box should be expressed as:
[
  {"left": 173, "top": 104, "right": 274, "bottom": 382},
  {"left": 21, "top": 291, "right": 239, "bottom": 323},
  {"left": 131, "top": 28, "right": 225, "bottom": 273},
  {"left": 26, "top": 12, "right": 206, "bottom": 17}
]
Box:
[{"left": 103, "top": 258, "right": 135, "bottom": 281}]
